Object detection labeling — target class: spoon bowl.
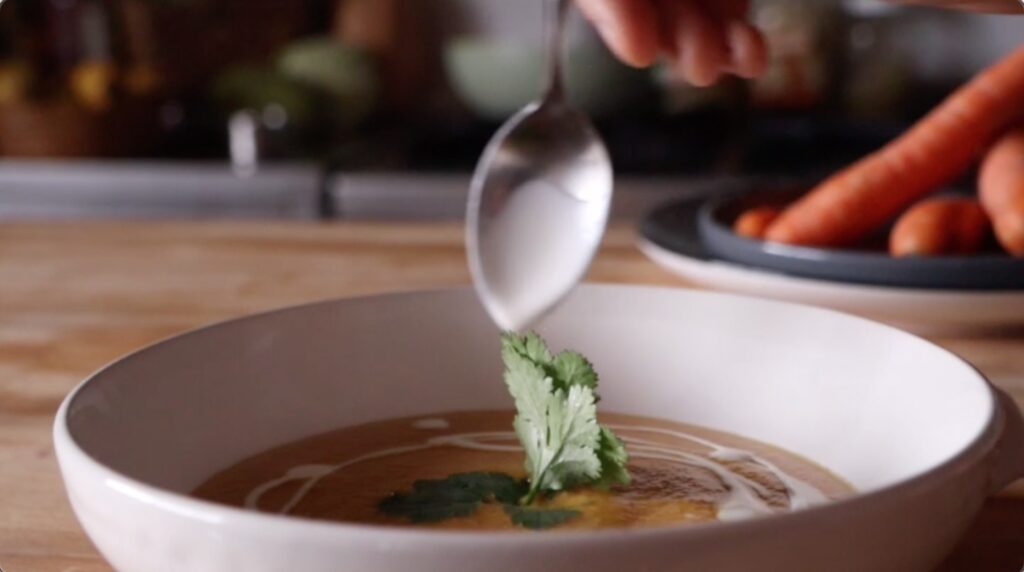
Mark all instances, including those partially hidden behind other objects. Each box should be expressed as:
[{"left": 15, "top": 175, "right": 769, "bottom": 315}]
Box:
[
  {"left": 467, "top": 101, "right": 612, "bottom": 331},
  {"left": 466, "top": 0, "right": 614, "bottom": 331}
]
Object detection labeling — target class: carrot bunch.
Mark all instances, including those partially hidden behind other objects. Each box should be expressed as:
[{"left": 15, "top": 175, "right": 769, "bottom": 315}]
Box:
[
  {"left": 980, "top": 128, "right": 1024, "bottom": 255},
  {"left": 735, "top": 45, "right": 1024, "bottom": 257},
  {"left": 889, "top": 197, "right": 990, "bottom": 257}
]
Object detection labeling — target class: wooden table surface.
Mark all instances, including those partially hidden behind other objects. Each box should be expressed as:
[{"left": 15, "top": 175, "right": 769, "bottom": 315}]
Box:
[{"left": 1, "top": 221, "right": 1022, "bottom": 572}]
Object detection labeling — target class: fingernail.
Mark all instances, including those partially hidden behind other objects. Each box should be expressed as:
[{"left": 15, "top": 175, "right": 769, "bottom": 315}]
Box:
[{"left": 726, "top": 21, "right": 767, "bottom": 79}]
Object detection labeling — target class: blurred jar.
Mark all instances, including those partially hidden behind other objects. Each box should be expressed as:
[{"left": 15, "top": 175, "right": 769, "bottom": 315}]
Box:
[
  {"left": 333, "top": 0, "right": 441, "bottom": 113},
  {"left": 26, "top": 0, "right": 123, "bottom": 110},
  {"left": 438, "top": 0, "right": 651, "bottom": 120},
  {"left": 841, "top": 0, "right": 912, "bottom": 119},
  {"left": 750, "top": 0, "right": 844, "bottom": 111},
  {"left": 0, "top": 0, "right": 161, "bottom": 157}
]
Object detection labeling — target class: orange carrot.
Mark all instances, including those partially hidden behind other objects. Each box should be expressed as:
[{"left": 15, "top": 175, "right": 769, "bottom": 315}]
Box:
[
  {"left": 766, "top": 45, "right": 1024, "bottom": 248},
  {"left": 733, "top": 206, "right": 781, "bottom": 239},
  {"left": 889, "top": 197, "right": 990, "bottom": 257},
  {"left": 979, "top": 128, "right": 1024, "bottom": 256}
]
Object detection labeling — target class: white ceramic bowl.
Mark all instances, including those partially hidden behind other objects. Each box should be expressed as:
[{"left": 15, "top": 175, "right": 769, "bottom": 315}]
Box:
[{"left": 54, "top": 286, "right": 1024, "bottom": 572}]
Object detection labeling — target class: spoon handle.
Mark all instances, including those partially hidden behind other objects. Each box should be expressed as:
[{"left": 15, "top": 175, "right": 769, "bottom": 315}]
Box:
[{"left": 543, "top": 0, "right": 572, "bottom": 103}]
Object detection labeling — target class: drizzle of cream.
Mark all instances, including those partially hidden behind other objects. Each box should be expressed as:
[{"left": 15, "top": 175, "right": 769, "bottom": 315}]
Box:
[
  {"left": 709, "top": 448, "right": 754, "bottom": 463},
  {"left": 243, "top": 420, "right": 832, "bottom": 521},
  {"left": 608, "top": 424, "right": 830, "bottom": 517},
  {"left": 243, "top": 432, "right": 520, "bottom": 513},
  {"left": 412, "top": 418, "right": 451, "bottom": 430}
]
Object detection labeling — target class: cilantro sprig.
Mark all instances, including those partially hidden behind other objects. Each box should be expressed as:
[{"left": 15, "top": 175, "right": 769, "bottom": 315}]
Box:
[
  {"left": 378, "top": 333, "right": 629, "bottom": 530},
  {"left": 501, "top": 332, "right": 630, "bottom": 504}
]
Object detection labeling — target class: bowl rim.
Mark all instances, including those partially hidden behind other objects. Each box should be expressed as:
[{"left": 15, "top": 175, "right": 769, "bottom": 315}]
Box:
[{"left": 53, "top": 285, "right": 1005, "bottom": 547}]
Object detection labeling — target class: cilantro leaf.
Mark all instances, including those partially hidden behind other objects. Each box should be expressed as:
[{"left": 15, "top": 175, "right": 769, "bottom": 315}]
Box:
[
  {"left": 501, "top": 333, "right": 630, "bottom": 504},
  {"left": 503, "top": 505, "right": 581, "bottom": 530},
  {"left": 379, "top": 472, "right": 581, "bottom": 530},
  {"left": 595, "top": 426, "right": 631, "bottom": 488},
  {"left": 379, "top": 472, "right": 525, "bottom": 523},
  {"left": 503, "top": 332, "right": 600, "bottom": 392},
  {"left": 551, "top": 351, "right": 599, "bottom": 392},
  {"left": 502, "top": 332, "right": 553, "bottom": 366}
]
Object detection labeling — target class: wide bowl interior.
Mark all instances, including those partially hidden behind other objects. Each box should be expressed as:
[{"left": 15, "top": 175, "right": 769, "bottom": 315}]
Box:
[{"left": 63, "top": 286, "right": 992, "bottom": 499}]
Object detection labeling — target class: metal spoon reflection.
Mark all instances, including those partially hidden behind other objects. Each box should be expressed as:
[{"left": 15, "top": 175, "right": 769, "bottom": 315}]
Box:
[{"left": 466, "top": 0, "right": 613, "bottom": 331}]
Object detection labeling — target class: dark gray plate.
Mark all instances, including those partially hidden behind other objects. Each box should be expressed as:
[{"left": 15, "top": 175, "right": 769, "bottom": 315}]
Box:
[{"left": 640, "top": 189, "right": 1024, "bottom": 291}]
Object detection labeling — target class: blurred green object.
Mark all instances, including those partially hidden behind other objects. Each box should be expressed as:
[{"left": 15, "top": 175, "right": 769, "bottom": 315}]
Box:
[
  {"left": 276, "top": 37, "right": 377, "bottom": 127},
  {"left": 443, "top": 36, "right": 650, "bottom": 120},
  {"left": 212, "top": 66, "right": 318, "bottom": 127},
  {"left": 212, "top": 37, "right": 379, "bottom": 135}
]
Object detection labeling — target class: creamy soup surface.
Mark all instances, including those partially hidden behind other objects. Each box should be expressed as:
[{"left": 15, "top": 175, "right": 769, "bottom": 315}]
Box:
[{"left": 193, "top": 411, "right": 853, "bottom": 531}]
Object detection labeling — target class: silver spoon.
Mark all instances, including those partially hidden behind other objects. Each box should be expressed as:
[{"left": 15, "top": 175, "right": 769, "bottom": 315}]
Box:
[{"left": 466, "top": 0, "right": 614, "bottom": 332}]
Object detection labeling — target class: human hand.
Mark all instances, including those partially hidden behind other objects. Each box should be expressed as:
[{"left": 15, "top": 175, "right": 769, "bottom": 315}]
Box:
[{"left": 575, "top": 0, "right": 768, "bottom": 86}]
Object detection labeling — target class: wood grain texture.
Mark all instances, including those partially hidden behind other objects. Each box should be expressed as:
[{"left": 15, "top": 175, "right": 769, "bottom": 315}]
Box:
[{"left": 0, "top": 221, "right": 1021, "bottom": 571}]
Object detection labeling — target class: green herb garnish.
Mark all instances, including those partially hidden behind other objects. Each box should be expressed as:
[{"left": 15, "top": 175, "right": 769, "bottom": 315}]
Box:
[
  {"left": 501, "top": 332, "right": 630, "bottom": 504},
  {"left": 378, "top": 333, "right": 629, "bottom": 530},
  {"left": 379, "top": 472, "right": 523, "bottom": 523},
  {"left": 503, "top": 505, "right": 582, "bottom": 530},
  {"left": 379, "top": 472, "right": 581, "bottom": 529}
]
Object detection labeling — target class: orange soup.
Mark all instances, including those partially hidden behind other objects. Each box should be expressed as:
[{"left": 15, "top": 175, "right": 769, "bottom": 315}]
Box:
[{"left": 194, "top": 411, "right": 851, "bottom": 531}]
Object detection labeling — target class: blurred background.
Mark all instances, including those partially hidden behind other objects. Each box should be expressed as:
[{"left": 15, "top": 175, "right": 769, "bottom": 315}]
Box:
[{"left": 0, "top": 0, "right": 1019, "bottom": 219}]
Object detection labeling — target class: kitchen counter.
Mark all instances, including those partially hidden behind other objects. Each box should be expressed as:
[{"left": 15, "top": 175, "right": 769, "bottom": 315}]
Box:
[
  {"left": 0, "top": 221, "right": 1021, "bottom": 571},
  {"left": 0, "top": 159, "right": 763, "bottom": 221}
]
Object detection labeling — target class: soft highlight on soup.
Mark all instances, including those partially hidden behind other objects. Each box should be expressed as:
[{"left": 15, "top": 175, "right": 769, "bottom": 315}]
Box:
[{"left": 193, "top": 411, "right": 852, "bottom": 531}]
